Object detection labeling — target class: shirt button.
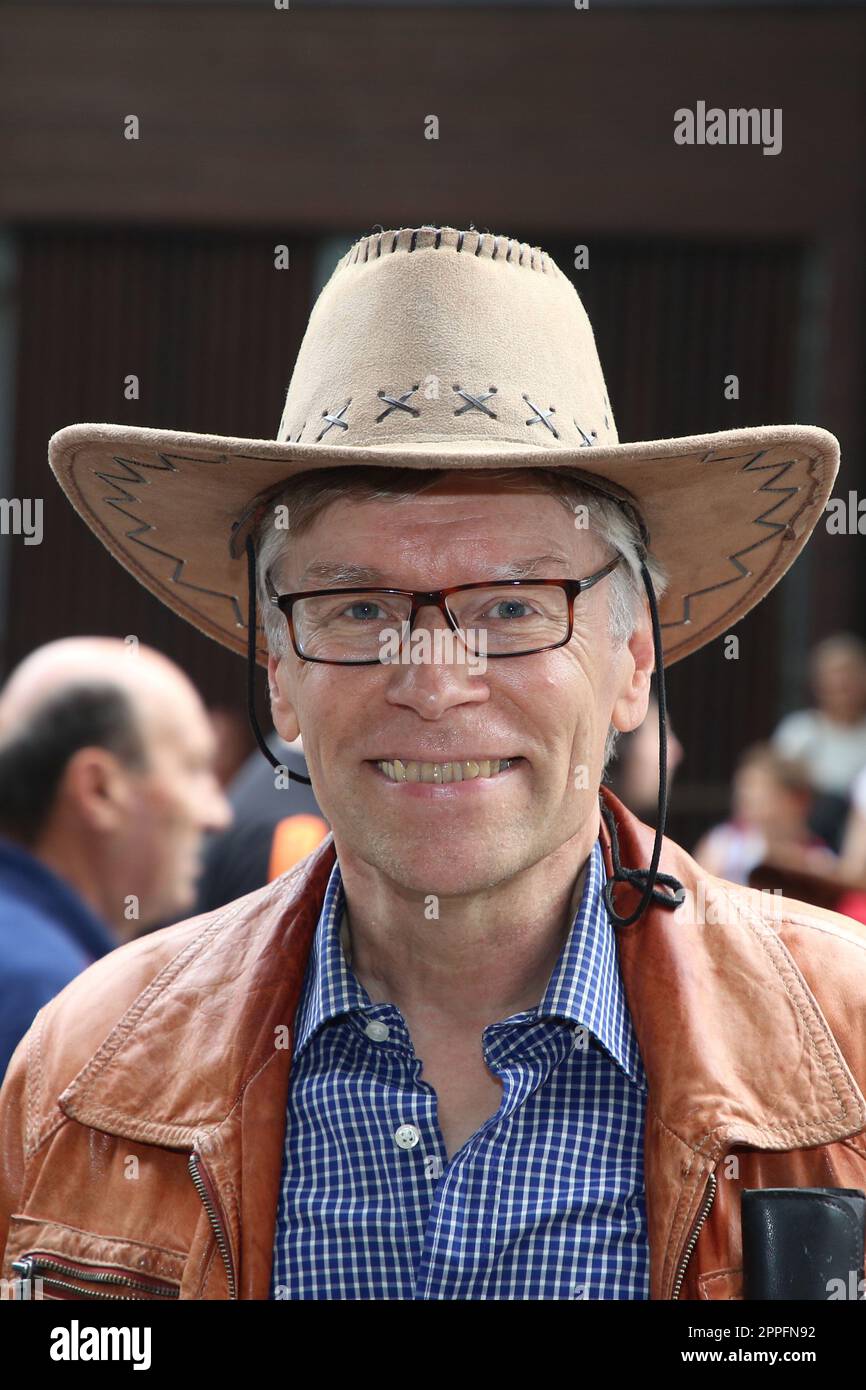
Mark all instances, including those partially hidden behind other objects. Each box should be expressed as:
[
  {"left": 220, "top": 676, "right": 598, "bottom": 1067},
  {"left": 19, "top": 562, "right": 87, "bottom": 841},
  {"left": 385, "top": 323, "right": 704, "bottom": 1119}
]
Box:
[
  {"left": 364, "top": 1020, "right": 390, "bottom": 1042},
  {"left": 394, "top": 1124, "right": 420, "bottom": 1150}
]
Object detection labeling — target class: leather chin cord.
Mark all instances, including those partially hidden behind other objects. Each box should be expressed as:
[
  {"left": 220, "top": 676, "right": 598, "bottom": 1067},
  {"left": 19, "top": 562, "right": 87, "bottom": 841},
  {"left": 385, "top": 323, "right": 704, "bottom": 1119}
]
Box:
[
  {"left": 245, "top": 534, "right": 314, "bottom": 787},
  {"left": 243, "top": 531, "right": 685, "bottom": 928}
]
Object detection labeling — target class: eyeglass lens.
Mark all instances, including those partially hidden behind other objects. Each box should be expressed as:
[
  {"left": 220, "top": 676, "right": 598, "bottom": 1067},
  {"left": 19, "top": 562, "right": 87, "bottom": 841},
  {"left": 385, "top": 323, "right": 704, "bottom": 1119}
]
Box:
[{"left": 291, "top": 585, "right": 570, "bottom": 660}]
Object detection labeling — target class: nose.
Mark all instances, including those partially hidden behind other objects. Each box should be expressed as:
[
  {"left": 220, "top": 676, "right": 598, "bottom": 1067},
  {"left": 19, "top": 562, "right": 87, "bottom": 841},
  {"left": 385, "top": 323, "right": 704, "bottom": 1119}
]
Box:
[{"left": 383, "top": 603, "right": 490, "bottom": 718}]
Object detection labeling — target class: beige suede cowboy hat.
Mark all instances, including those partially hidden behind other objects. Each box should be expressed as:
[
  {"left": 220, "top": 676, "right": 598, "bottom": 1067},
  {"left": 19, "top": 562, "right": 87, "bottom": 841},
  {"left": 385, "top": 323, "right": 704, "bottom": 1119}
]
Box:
[{"left": 48, "top": 223, "right": 839, "bottom": 670}]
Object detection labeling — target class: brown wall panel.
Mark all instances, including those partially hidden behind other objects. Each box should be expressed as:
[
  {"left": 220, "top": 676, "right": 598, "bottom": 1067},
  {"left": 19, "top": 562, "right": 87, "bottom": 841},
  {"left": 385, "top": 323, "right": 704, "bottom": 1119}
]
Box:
[{"left": 6, "top": 228, "right": 316, "bottom": 717}]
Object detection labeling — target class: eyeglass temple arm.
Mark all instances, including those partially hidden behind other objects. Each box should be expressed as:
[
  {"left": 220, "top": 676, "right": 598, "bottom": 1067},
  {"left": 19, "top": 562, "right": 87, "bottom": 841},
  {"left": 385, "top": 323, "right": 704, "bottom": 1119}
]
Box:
[{"left": 577, "top": 552, "right": 623, "bottom": 592}]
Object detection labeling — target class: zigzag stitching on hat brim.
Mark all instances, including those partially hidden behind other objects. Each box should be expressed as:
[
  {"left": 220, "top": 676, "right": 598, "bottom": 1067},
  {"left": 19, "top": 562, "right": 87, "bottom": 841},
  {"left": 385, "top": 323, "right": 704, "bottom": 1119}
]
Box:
[
  {"left": 92, "top": 453, "right": 249, "bottom": 636},
  {"left": 659, "top": 450, "right": 811, "bottom": 630}
]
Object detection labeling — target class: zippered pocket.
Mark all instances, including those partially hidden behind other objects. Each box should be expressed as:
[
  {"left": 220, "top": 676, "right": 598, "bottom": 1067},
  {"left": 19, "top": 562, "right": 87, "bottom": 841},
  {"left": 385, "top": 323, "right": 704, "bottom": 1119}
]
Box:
[
  {"left": 11, "top": 1251, "right": 181, "bottom": 1300},
  {"left": 4, "top": 1216, "right": 187, "bottom": 1301}
]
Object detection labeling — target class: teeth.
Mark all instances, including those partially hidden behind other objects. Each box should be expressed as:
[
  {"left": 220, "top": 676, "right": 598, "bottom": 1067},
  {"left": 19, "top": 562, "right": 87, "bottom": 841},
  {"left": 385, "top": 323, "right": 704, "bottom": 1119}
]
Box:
[{"left": 376, "top": 757, "right": 515, "bottom": 783}]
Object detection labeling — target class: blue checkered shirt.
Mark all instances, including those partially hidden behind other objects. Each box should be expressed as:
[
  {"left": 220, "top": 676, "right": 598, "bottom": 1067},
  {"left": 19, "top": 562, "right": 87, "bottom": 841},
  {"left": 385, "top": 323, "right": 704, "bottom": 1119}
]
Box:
[{"left": 270, "top": 837, "right": 649, "bottom": 1299}]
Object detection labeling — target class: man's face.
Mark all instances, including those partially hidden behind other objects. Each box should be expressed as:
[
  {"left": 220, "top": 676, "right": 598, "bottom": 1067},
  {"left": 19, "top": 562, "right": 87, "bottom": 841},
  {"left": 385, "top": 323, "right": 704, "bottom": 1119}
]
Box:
[
  {"left": 813, "top": 651, "right": 866, "bottom": 724},
  {"left": 732, "top": 764, "right": 808, "bottom": 840},
  {"left": 120, "top": 686, "right": 232, "bottom": 926},
  {"left": 268, "top": 473, "right": 653, "bottom": 896}
]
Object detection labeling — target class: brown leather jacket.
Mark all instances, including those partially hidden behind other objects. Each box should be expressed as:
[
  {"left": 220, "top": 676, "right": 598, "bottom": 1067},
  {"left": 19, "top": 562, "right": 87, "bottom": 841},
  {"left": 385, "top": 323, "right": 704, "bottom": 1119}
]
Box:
[{"left": 3, "top": 786, "right": 866, "bottom": 1301}]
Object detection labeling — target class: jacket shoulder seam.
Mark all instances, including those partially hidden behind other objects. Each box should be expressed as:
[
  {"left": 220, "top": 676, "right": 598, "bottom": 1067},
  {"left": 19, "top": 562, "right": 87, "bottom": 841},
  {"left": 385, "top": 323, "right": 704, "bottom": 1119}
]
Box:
[
  {"left": 779, "top": 909, "right": 866, "bottom": 949},
  {"left": 708, "top": 871, "right": 866, "bottom": 948}
]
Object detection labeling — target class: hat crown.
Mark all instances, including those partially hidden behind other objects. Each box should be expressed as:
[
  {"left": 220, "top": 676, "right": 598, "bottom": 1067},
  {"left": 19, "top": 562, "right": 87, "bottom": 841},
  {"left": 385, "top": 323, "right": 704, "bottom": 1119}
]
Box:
[{"left": 276, "top": 226, "right": 617, "bottom": 454}]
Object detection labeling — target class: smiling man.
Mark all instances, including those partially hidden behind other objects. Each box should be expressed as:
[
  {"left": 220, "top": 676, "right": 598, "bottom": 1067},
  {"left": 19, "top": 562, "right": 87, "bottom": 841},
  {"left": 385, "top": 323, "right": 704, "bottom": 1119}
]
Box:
[
  {"left": 2, "top": 225, "right": 866, "bottom": 1302},
  {"left": 257, "top": 463, "right": 658, "bottom": 1298}
]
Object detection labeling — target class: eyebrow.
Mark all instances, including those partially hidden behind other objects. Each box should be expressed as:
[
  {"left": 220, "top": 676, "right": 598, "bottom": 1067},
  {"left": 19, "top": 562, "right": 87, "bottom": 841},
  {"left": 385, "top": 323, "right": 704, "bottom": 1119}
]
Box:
[{"left": 298, "top": 554, "right": 575, "bottom": 586}]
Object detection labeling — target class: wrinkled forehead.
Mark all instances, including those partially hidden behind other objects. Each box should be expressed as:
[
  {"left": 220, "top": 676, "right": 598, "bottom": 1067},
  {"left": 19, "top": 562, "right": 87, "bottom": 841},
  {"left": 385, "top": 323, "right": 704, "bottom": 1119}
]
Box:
[{"left": 275, "top": 504, "right": 611, "bottom": 593}]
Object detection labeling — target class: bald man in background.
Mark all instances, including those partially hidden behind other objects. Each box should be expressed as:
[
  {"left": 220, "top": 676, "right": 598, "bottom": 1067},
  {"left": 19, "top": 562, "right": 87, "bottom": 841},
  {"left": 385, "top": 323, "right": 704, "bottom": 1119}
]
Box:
[{"left": 0, "top": 638, "right": 232, "bottom": 1079}]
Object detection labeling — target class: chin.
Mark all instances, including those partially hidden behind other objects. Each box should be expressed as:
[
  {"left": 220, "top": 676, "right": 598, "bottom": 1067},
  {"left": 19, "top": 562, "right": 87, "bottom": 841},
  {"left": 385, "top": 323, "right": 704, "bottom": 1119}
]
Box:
[{"left": 377, "top": 843, "right": 520, "bottom": 898}]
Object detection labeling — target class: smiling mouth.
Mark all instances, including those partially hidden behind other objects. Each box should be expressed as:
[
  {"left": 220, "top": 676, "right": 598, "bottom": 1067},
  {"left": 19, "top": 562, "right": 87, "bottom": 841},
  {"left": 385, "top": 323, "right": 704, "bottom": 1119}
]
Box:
[{"left": 374, "top": 757, "right": 520, "bottom": 783}]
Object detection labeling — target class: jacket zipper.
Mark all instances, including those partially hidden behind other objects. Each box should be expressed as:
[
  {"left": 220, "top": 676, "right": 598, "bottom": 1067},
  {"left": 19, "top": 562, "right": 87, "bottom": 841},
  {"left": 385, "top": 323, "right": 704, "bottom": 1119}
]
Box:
[
  {"left": 188, "top": 1150, "right": 238, "bottom": 1299},
  {"left": 11, "top": 1253, "right": 180, "bottom": 1299},
  {"left": 670, "top": 1170, "right": 718, "bottom": 1300}
]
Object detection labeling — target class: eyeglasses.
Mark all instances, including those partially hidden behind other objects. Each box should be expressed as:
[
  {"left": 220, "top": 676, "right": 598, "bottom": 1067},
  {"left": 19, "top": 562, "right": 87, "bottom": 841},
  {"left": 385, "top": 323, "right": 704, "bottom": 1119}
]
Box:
[{"left": 264, "top": 554, "right": 622, "bottom": 665}]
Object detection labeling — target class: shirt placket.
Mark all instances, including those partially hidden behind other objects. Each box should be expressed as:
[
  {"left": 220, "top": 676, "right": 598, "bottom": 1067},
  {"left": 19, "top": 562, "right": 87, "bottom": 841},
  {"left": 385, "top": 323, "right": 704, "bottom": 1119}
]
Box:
[
  {"left": 347, "top": 1004, "right": 447, "bottom": 1291},
  {"left": 413, "top": 1018, "right": 575, "bottom": 1299}
]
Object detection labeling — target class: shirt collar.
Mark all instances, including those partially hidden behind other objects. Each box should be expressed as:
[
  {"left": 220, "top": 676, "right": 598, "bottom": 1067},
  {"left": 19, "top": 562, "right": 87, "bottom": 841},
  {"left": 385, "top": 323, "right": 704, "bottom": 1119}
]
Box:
[
  {"left": 292, "top": 856, "right": 366, "bottom": 1060},
  {"left": 293, "top": 837, "right": 645, "bottom": 1091},
  {"left": 537, "top": 837, "right": 646, "bottom": 1090}
]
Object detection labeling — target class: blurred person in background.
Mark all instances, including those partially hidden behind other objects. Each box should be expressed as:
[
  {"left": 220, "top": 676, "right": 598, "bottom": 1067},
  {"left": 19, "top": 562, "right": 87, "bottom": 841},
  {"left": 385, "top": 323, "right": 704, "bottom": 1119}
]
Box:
[
  {"left": 771, "top": 633, "right": 866, "bottom": 849},
  {"left": 602, "top": 693, "right": 684, "bottom": 823},
  {"left": 194, "top": 724, "right": 328, "bottom": 914},
  {"left": 693, "top": 743, "right": 834, "bottom": 886},
  {"left": 0, "top": 637, "right": 231, "bottom": 1078}
]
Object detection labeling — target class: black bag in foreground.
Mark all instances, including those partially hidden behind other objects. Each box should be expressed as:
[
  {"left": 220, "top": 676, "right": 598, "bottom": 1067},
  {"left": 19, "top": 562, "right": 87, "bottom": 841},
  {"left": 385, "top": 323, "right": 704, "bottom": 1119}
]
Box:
[{"left": 742, "top": 1187, "right": 866, "bottom": 1300}]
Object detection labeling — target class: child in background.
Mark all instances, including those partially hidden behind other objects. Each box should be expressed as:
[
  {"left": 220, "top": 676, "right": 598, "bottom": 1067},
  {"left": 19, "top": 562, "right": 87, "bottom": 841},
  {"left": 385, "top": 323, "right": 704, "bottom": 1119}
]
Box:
[{"left": 693, "top": 744, "right": 834, "bottom": 886}]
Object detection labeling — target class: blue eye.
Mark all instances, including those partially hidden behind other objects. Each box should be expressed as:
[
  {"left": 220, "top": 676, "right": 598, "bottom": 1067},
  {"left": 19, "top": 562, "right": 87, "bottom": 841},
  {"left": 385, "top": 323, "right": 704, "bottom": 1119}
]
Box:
[
  {"left": 345, "top": 601, "right": 384, "bottom": 621},
  {"left": 487, "top": 599, "right": 533, "bottom": 620}
]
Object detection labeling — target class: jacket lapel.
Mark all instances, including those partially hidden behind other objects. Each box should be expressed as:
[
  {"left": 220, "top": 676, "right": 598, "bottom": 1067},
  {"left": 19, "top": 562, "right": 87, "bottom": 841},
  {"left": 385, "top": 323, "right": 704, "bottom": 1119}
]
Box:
[{"left": 59, "top": 833, "right": 338, "bottom": 1297}]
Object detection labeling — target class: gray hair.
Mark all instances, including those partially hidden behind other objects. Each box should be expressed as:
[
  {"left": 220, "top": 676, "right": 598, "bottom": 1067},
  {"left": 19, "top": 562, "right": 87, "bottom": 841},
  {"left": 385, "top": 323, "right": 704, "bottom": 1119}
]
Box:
[{"left": 254, "top": 466, "right": 668, "bottom": 767}]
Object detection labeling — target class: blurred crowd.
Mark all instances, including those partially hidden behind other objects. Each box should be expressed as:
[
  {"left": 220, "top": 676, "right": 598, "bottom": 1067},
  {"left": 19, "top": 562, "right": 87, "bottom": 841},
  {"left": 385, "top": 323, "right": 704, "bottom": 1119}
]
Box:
[
  {"left": 610, "top": 633, "right": 866, "bottom": 918},
  {"left": 1, "top": 629, "right": 866, "bottom": 1081}
]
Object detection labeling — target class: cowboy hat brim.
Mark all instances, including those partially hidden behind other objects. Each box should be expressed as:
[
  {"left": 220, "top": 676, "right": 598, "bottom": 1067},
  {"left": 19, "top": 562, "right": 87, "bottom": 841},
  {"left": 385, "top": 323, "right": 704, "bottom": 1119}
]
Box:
[{"left": 47, "top": 419, "right": 839, "bottom": 668}]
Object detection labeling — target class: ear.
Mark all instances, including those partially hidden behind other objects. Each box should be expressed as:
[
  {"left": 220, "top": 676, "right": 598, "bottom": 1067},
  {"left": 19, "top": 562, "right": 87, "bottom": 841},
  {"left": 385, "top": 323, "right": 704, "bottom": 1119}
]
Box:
[
  {"left": 268, "top": 653, "right": 301, "bottom": 743},
  {"left": 61, "top": 747, "right": 133, "bottom": 833},
  {"left": 609, "top": 614, "right": 655, "bottom": 736}
]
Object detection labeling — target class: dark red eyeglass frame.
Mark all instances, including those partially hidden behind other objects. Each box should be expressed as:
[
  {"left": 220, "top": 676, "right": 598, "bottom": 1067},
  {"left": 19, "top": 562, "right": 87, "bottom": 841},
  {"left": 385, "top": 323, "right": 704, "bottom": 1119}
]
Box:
[{"left": 263, "top": 553, "right": 622, "bottom": 665}]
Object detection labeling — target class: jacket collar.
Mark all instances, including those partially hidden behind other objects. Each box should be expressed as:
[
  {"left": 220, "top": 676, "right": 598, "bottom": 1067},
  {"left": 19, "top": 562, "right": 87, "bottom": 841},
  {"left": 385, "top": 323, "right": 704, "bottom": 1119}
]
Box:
[{"left": 59, "top": 838, "right": 337, "bottom": 1149}]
